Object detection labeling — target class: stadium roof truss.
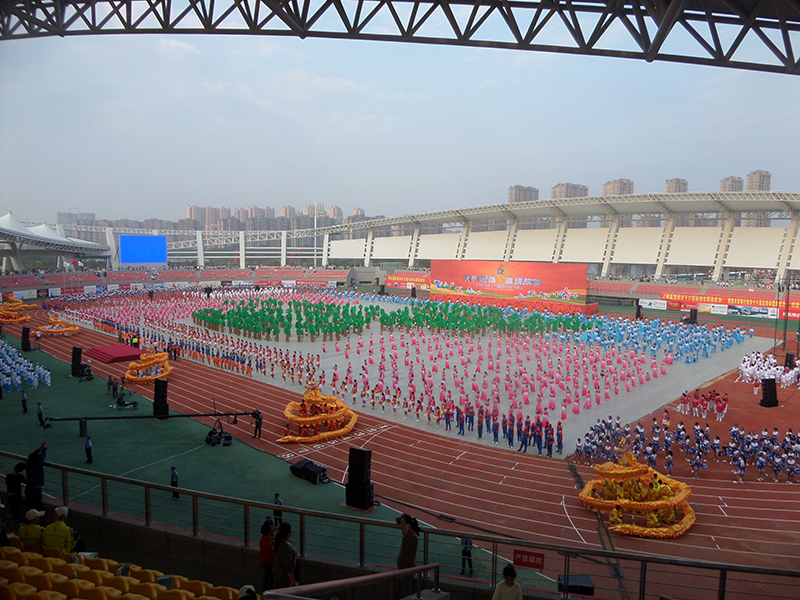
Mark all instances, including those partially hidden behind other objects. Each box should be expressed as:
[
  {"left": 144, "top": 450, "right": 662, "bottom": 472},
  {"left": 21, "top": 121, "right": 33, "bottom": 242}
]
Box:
[{"left": 1, "top": 0, "right": 800, "bottom": 75}]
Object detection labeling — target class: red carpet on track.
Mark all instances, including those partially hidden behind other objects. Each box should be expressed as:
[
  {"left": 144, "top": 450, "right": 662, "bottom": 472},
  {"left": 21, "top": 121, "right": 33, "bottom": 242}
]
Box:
[{"left": 84, "top": 344, "right": 143, "bottom": 363}]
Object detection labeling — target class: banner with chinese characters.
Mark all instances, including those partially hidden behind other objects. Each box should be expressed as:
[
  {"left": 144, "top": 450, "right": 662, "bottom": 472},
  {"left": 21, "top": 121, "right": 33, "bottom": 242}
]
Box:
[
  {"left": 386, "top": 271, "right": 431, "bottom": 291},
  {"left": 513, "top": 549, "right": 545, "bottom": 570},
  {"left": 430, "top": 260, "right": 587, "bottom": 313},
  {"left": 660, "top": 291, "right": 788, "bottom": 319}
]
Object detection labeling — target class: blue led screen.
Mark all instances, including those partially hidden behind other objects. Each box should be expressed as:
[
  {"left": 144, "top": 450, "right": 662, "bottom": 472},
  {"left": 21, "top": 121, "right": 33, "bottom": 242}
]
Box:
[{"left": 119, "top": 235, "right": 167, "bottom": 264}]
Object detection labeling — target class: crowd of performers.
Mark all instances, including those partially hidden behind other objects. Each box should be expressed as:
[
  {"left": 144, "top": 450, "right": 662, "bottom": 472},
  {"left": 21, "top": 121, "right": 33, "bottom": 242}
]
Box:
[
  {"left": 596, "top": 472, "right": 679, "bottom": 529},
  {"left": 573, "top": 411, "right": 800, "bottom": 484},
  {"left": 738, "top": 351, "right": 800, "bottom": 389},
  {"left": 45, "top": 286, "right": 752, "bottom": 447},
  {"left": 0, "top": 339, "right": 51, "bottom": 391}
]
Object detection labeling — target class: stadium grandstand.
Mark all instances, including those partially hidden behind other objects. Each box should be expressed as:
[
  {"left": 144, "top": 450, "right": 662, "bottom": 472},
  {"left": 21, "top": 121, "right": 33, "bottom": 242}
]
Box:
[{"left": 13, "top": 192, "right": 800, "bottom": 287}]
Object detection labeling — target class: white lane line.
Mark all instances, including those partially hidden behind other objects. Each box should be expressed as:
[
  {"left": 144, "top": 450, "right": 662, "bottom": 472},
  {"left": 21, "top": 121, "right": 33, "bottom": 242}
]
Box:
[
  {"left": 719, "top": 506, "right": 728, "bottom": 517},
  {"left": 449, "top": 451, "right": 467, "bottom": 465},
  {"left": 561, "top": 495, "right": 587, "bottom": 544},
  {"left": 712, "top": 536, "right": 721, "bottom": 550}
]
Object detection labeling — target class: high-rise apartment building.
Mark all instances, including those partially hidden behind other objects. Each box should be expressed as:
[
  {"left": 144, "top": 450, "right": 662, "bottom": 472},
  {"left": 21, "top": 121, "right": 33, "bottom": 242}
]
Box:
[
  {"left": 235, "top": 208, "right": 248, "bottom": 223},
  {"left": 219, "top": 207, "right": 231, "bottom": 220},
  {"left": 746, "top": 170, "right": 771, "bottom": 192},
  {"left": 352, "top": 207, "right": 366, "bottom": 218},
  {"left": 551, "top": 183, "right": 589, "bottom": 199},
  {"left": 602, "top": 179, "right": 634, "bottom": 196},
  {"left": 280, "top": 206, "right": 297, "bottom": 219},
  {"left": 248, "top": 206, "right": 266, "bottom": 220},
  {"left": 303, "top": 204, "right": 326, "bottom": 217},
  {"left": 665, "top": 178, "right": 688, "bottom": 193},
  {"left": 264, "top": 206, "right": 276, "bottom": 219},
  {"left": 550, "top": 183, "right": 589, "bottom": 228},
  {"left": 328, "top": 205, "right": 344, "bottom": 221},
  {"left": 508, "top": 185, "right": 539, "bottom": 203},
  {"left": 720, "top": 176, "right": 744, "bottom": 192},
  {"left": 204, "top": 206, "right": 220, "bottom": 230}
]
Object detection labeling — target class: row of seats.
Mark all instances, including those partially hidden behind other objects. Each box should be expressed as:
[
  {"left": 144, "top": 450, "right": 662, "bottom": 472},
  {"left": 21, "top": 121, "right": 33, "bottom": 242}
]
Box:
[{"left": 0, "top": 541, "right": 238, "bottom": 600}]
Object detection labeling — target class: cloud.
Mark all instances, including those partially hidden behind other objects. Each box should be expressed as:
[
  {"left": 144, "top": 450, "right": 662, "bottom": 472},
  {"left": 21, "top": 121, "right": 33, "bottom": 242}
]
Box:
[
  {"left": 278, "top": 70, "right": 363, "bottom": 100},
  {"left": 157, "top": 39, "right": 201, "bottom": 55},
  {"left": 300, "top": 111, "right": 396, "bottom": 143}
]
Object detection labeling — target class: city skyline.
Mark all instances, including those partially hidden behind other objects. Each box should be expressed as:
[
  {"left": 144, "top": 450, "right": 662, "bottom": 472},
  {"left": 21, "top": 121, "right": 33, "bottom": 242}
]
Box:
[
  {"left": 2, "top": 34, "right": 798, "bottom": 224},
  {"left": 51, "top": 168, "right": 776, "bottom": 229}
]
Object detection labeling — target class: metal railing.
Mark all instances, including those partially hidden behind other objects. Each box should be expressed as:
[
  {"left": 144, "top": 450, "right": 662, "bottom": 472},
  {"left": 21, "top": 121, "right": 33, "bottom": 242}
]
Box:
[
  {"left": 4, "top": 449, "right": 800, "bottom": 600},
  {"left": 263, "top": 563, "right": 440, "bottom": 600}
]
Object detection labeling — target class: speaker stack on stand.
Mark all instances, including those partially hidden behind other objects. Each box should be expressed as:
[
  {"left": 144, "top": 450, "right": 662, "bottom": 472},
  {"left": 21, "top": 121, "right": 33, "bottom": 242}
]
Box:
[
  {"left": 153, "top": 379, "right": 170, "bottom": 418},
  {"left": 760, "top": 378, "right": 778, "bottom": 408},
  {"left": 346, "top": 447, "right": 374, "bottom": 510},
  {"left": 21, "top": 327, "right": 31, "bottom": 352},
  {"left": 71, "top": 347, "right": 83, "bottom": 377}
]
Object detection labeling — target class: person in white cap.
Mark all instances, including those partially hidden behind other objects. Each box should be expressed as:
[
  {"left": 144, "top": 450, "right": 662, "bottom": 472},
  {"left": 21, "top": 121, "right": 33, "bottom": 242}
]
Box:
[
  {"left": 18, "top": 508, "right": 45, "bottom": 552},
  {"left": 42, "top": 506, "right": 74, "bottom": 553},
  {"left": 237, "top": 585, "right": 258, "bottom": 600}
]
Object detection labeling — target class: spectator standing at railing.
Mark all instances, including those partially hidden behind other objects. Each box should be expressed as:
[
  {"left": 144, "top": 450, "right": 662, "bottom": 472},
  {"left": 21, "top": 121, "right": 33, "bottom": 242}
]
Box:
[
  {"left": 273, "top": 521, "right": 298, "bottom": 588},
  {"left": 492, "top": 564, "right": 523, "bottom": 600},
  {"left": 259, "top": 517, "right": 276, "bottom": 591}
]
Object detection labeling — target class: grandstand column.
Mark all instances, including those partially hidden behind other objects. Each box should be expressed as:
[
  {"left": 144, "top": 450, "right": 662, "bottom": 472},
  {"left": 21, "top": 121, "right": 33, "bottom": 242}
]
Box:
[
  {"left": 503, "top": 218, "right": 518, "bottom": 261},
  {"left": 457, "top": 221, "right": 471, "bottom": 260},
  {"left": 364, "top": 228, "right": 374, "bottom": 266},
  {"left": 776, "top": 211, "right": 799, "bottom": 282},
  {"left": 552, "top": 218, "right": 567, "bottom": 263},
  {"left": 408, "top": 223, "right": 420, "bottom": 267},
  {"left": 654, "top": 215, "right": 675, "bottom": 280},
  {"left": 239, "top": 231, "right": 246, "bottom": 268},
  {"left": 322, "top": 233, "right": 330, "bottom": 266},
  {"left": 712, "top": 213, "right": 735, "bottom": 281},
  {"left": 196, "top": 231, "right": 205, "bottom": 267},
  {"left": 106, "top": 227, "right": 120, "bottom": 270},
  {"left": 600, "top": 214, "right": 620, "bottom": 277},
  {"left": 280, "top": 230, "right": 287, "bottom": 266}
]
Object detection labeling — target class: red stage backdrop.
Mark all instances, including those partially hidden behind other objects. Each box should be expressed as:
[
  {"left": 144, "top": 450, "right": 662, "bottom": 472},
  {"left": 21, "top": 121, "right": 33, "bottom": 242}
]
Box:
[{"left": 430, "top": 260, "right": 588, "bottom": 313}]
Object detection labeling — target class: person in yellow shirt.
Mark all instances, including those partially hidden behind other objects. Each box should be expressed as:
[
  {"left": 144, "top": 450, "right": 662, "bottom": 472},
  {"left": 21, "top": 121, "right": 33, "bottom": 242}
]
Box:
[
  {"left": 42, "top": 506, "right": 74, "bottom": 553},
  {"left": 609, "top": 505, "right": 623, "bottom": 525},
  {"left": 17, "top": 509, "right": 45, "bottom": 552}
]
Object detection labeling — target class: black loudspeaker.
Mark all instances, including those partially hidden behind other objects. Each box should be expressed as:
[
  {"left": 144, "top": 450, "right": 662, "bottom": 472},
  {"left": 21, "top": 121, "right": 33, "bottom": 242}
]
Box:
[
  {"left": 21, "top": 326, "right": 31, "bottom": 352},
  {"left": 254, "top": 284, "right": 260, "bottom": 291},
  {"left": 379, "top": 284, "right": 385, "bottom": 295},
  {"left": 346, "top": 482, "right": 374, "bottom": 510},
  {"left": 289, "top": 459, "right": 327, "bottom": 484},
  {"left": 689, "top": 308, "right": 698, "bottom": 324},
  {"left": 558, "top": 575, "right": 594, "bottom": 596},
  {"left": 411, "top": 287, "right": 416, "bottom": 299},
  {"left": 761, "top": 378, "right": 778, "bottom": 408},
  {"left": 349, "top": 447, "right": 372, "bottom": 486},
  {"left": 153, "top": 379, "right": 169, "bottom": 418},
  {"left": 71, "top": 347, "right": 83, "bottom": 377},
  {"left": 635, "top": 304, "right": 643, "bottom": 320},
  {"left": 204, "top": 286, "right": 212, "bottom": 298},
  {"left": 786, "top": 353, "right": 795, "bottom": 370},
  {"left": 148, "top": 290, "right": 154, "bottom": 300}
]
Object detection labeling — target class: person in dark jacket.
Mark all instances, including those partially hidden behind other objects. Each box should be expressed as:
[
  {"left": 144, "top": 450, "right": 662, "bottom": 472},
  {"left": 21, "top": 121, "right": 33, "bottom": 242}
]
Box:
[{"left": 26, "top": 442, "right": 47, "bottom": 510}]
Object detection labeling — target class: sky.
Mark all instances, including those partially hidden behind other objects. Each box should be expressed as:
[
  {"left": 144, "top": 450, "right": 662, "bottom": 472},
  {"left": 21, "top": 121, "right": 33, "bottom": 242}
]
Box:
[{"left": 1, "top": 21, "right": 799, "bottom": 224}]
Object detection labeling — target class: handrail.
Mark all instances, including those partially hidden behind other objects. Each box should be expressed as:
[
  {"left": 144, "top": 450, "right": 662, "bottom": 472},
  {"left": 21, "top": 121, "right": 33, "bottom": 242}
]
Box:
[
  {"left": 4, "top": 449, "right": 800, "bottom": 593},
  {"left": 263, "top": 562, "right": 440, "bottom": 600}
]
